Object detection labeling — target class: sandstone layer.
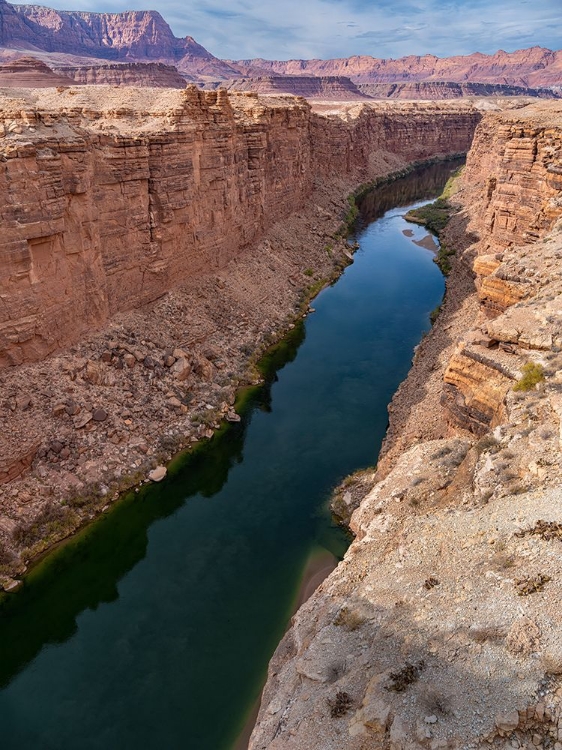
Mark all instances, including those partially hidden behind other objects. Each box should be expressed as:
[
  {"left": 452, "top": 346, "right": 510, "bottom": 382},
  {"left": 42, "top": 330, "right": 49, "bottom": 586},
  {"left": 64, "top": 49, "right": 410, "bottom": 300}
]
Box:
[
  {"left": 0, "top": 56, "right": 75, "bottom": 87},
  {"left": 250, "top": 101, "right": 562, "bottom": 750},
  {"left": 358, "top": 82, "right": 559, "bottom": 100},
  {"left": 52, "top": 62, "right": 187, "bottom": 88},
  {"left": 207, "top": 75, "right": 368, "bottom": 100},
  {"left": 0, "top": 90, "right": 480, "bottom": 584}
]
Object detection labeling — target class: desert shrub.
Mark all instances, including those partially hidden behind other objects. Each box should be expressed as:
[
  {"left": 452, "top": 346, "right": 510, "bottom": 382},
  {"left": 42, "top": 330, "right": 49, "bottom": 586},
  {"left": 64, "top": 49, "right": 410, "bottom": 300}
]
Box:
[
  {"left": 386, "top": 660, "right": 425, "bottom": 692},
  {"left": 513, "top": 362, "right": 545, "bottom": 392},
  {"left": 334, "top": 605, "right": 365, "bottom": 631},
  {"left": 475, "top": 434, "right": 500, "bottom": 455},
  {"left": 327, "top": 691, "right": 353, "bottom": 718}
]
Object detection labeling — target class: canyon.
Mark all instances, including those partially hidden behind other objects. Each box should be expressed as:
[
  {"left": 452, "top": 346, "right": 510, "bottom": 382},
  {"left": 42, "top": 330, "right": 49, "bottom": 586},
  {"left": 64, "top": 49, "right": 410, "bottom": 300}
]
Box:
[
  {"left": 0, "top": 88, "right": 480, "bottom": 584},
  {"left": 0, "top": 5, "right": 561, "bottom": 746}
]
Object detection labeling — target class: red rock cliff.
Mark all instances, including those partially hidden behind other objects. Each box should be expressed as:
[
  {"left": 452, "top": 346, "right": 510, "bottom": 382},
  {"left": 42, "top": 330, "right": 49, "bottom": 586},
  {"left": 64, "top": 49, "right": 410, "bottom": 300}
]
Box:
[{"left": 0, "top": 90, "right": 480, "bottom": 369}]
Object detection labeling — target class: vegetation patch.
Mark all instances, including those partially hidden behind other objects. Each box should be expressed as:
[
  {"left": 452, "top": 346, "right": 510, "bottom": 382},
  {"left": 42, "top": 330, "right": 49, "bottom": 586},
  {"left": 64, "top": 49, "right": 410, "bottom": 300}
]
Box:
[
  {"left": 430, "top": 304, "right": 441, "bottom": 324},
  {"left": 515, "top": 573, "right": 551, "bottom": 596},
  {"left": 386, "top": 660, "right": 425, "bottom": 692},
  {"left": 513, "top": 362, "right": 545, "bottom": 392},
  {"left": 405, "top": 198, "right": 452, "bottom": 233},
  {"left": 515, "top": 520, "right": 562, "bottom": 542},
  {"left": 424, "top": 576, "right": 440, "bottom": 590},
  {"left": 334, "top": 605, "right": 365, "bottom": 631},
  {"left": 327, "top": 691, "right": 353, "bottom": 718},
  {"left": 434, "top": 243, "right": 456, "bottom": 275}
]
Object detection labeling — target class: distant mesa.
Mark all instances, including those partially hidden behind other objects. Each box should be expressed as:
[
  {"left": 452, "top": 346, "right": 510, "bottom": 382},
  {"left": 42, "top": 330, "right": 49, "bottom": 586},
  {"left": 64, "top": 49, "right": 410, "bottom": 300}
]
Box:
[
  {"left": 229, "top": 48, "right": 562, "bottom": 90},
  {"left": 0, "top": 56, "right": 75, "bottom": 88},
  {"left": 0, "top": 0, "right": 560, "bottom": 95},
  {"left": 207, "top": 75, "right": 369, "bottom": 100},
  {"left": 357, "top": 81, "right": 561, "bottom": 100},
  {"left": 53, "top": 62, "right": 187, "bottom": 88}
]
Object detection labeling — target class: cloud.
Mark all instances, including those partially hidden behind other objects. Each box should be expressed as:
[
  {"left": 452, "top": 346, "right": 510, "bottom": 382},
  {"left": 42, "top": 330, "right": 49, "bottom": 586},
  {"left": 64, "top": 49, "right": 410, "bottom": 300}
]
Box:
[{"left": 13, "top": 0, "right": 562, "bottom": 60}]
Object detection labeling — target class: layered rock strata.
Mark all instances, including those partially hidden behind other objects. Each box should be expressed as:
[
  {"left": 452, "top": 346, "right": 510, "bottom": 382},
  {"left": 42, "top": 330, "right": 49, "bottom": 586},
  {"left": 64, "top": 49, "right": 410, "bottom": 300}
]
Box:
[
  {"left": 358, "top": 81, "right": 559, "bottom": 100},
  {"left": 0, "top": 56, "right": 76, "bottom": 87},
  {"left": 232, "top": 48, "right": 562, "bottom": 88},
  {"left": 0, "top": 0, "right": 238, "bottom": 80},
  {"left": 250, "top": 101, "right": 562, "bottom": 750},
  {"left": 208, "top": 75, "right": 368, "bottom": 100},
  {"left": 52, "top": 62, "right": 187, "bottom": 88},
  {"left": 0, "top": 90, "right": 480, "bottom": 582}
]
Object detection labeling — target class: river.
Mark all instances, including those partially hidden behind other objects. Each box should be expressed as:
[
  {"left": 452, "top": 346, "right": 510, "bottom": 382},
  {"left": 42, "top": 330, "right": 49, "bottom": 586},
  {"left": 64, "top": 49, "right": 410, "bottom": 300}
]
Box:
[{"left": 0, "top": 159, "right": 461, "bottom": 749}]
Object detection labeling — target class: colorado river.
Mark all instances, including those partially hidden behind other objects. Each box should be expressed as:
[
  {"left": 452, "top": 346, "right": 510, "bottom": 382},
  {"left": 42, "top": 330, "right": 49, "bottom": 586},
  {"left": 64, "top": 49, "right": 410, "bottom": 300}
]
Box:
[{"left": 0, "top": 159, "right": 461, "bottom": 750}]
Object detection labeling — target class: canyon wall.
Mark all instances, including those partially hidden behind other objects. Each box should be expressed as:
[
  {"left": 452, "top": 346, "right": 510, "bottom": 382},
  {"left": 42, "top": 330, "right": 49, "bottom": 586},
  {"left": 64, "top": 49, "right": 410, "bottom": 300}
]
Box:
[
  {"left": 250, "top": 100, "right": 562, "bottom": 750},
  {"left": 0, "top": 90, "right": 479, "bottom": 584},
  {"left": 0, "top": 91, "right": 479, "bottom": 369}
]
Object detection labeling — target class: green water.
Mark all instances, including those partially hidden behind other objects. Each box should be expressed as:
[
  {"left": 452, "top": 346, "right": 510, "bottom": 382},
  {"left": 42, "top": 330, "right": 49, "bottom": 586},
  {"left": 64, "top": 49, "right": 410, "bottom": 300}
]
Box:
[{"left": 0, "top": 159, "right": 461, "bottom": 750}]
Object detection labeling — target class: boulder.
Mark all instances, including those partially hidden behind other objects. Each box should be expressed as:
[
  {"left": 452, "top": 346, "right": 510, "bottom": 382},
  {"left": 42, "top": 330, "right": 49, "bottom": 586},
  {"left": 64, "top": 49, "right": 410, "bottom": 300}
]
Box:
[{"left": 148, "top": 466, "right": 167, "bottom": 482}]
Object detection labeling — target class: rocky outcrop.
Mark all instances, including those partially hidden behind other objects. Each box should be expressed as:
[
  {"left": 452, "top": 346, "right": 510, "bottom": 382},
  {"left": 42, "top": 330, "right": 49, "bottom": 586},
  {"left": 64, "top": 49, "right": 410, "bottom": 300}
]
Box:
[
  {"left": 250, "top": 100, "right": 562, "bottom": 750},
  {"left": 52, "top": 62, "right": 187, "bottom": 88},
  {"left": 358, "top": 81, "right": 560, "bottom": 100},
  {"left": 208, "top": 75, "right": 368, "bottom": 100},
  {"left": 0, "top": 56, "right": 75, "bottom": 87},
  {"left": 232, "top": 47, "right": 562, "bottom": 88}
]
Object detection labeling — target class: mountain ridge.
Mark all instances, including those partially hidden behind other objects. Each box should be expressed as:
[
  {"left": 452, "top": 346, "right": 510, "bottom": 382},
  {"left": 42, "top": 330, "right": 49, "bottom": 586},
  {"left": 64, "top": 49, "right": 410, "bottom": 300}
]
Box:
[{"left": 0, "top": 0, "right": 560, "bottom": 89}]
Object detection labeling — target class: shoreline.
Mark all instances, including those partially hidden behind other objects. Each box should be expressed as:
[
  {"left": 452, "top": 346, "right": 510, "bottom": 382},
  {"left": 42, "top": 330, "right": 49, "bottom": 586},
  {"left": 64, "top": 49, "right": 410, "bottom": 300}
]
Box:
[{"left": 234, "top": 548, "right": 338, "bottom": 750}]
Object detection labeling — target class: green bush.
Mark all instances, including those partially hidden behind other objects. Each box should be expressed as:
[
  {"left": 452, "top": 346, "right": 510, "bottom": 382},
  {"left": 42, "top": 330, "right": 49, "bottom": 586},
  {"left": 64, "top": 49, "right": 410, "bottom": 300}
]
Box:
[
  {"left": 405, "top": 198, "right": 452, "bottom": 234},
  {"left": 513, "top": 362, "right": 545, "bottom": 392}
]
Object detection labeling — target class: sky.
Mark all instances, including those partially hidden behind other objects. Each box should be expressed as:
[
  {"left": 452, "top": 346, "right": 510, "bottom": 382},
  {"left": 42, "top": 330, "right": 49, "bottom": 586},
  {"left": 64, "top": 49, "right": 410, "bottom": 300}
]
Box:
[{"left": 16, "top": 0, "right": 562, "bottom": 61}]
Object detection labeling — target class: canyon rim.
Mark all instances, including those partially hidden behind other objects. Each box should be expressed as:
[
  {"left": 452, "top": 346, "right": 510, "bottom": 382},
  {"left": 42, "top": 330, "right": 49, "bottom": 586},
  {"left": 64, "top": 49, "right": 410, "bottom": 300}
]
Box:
[{"left": 1, "top": 1, "right": 562, "bottom": 749}]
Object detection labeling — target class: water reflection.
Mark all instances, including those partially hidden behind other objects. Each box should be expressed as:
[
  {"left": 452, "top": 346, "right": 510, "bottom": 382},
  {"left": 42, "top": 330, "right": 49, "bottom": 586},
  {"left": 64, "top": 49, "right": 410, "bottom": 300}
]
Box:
[{"left": 356, "top": 158, "right": 464, "bottom": 227}]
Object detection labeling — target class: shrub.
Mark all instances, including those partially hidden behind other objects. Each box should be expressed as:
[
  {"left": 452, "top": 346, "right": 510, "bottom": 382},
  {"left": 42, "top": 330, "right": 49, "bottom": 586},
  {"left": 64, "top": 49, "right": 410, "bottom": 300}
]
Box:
[
  {"left": 513, "top": 362, "right": 545, "bottom": 392},
  {"left": 327, "top": 691, "right": 353, "bottom": 718}
]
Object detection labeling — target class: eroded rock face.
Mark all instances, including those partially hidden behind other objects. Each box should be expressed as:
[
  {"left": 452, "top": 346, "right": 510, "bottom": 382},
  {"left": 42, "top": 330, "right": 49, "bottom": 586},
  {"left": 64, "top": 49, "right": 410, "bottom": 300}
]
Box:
[
  {"left": 209, "top": 75, "right": 368, "bottom": 100},
  {"left": 358, "top": 81, "right": 559, "bottom": 100},
  {"left": 52, "top": 62, "right": 187, "bottom": 88},
  {"left": 440, "top": 101, "right": 562, "bottom": 433},
  {"left": 0, "top": 56, "right": 75, "bottom": 87},
  {"left": 0, "top": 90, "right": 479, "bottom": 369},
  {"left": 0, "top": 0, "right": 238, "bottom": 80}
]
